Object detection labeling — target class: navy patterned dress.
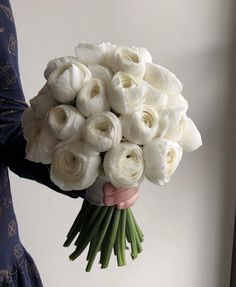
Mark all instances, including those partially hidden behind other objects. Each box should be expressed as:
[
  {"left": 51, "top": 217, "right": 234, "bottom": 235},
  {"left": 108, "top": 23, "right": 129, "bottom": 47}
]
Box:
[{"left": 0, "top": 1, "right": 85, "bottom": 285}]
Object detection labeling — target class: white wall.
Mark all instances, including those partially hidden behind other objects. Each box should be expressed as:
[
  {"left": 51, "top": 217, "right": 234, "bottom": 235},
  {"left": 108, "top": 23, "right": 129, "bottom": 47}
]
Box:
[{"left": 10, "top": 0, "right": 235, "bottom": 286}]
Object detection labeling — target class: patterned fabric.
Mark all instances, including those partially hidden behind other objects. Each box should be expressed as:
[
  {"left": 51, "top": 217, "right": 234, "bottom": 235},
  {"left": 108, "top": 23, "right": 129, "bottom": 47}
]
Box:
[{"left": 0, "top": 1, "right": 85, "bottom": 285}]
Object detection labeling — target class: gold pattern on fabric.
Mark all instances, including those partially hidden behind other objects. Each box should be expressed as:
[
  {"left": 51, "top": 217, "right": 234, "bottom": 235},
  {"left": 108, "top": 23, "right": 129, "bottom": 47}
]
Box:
[
  {"left": 0, "top": 27, "right": 4, "bottom": 33},
  {"left": 13, "top": 244, "right": 24, "bottom": 259},
  {"left": 8, "top": 34, "right": 16, "bottom": 55},
  {"left": 8, "top": 219, "right": 17, "bottom": 237},
  {"left": 0, "top": 4, "right": 13, "bottom": 21},
  {"left": 3, "top": 196, "right": 12, "bottom": 209},
  {"left": 0, "top": 63, "right": 16, "bottom": 88}
]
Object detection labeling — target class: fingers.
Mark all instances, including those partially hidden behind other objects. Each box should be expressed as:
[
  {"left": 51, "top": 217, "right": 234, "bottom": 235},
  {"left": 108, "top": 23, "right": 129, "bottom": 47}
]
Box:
[
  {"left": 103, "top": 184, "right": 139, "bottom": 207},
  {"left": 116, "top": 191, "right": 139, "bottom": 210}
]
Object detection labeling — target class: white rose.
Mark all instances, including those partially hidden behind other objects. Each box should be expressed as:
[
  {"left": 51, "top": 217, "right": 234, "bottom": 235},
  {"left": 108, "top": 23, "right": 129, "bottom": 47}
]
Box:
[
  {"left": 88, "top": 64, "right": 113, "bottom": 86},
  {"left": 75, "top": 42, "right": 117, "bottom": 66},
  {"left": 50, "top": 141, "right": 101, "bottom": 191},
  {"left": 111, "top": 46, "right": 146, "bottom": 78},
  {"left": 82, "top": 111, "right": 122, "bottom": 152},
  {"left": 120, "top": 105, "right": 159, "bottom": 145},
  {"left": 30, "top": 85, "right": 59, "bottom": 119},
  {"left": 145, "top": 83, "right": 168, "bottom": 111},
  {"left": 44, "top": 56, "right": 79, "bottom": 80},
  {"left": 144, "top": 138, "right": 183, "bottom": 185},
  {"left": 47, "top": 62, "right": 91, "bottom": 103},
  {"left": 178, "top": 117, "right": 202, "bottom": 152},
  {"left": 158, "top": 108, "right": 187, "bottom": 141},
  {"left": 76, "top": 79, "right": 110, "bottom": 117},
  {"left": 144, "top": 63, "right": 183, "bottom": 95},
  {"left": 166, "top": 94, "right": 188, "bottom": 112},
  {"left": 25, "top": 120, "right": 59, "bottom": 164},
  {"left": 108, "top": 71, "right": 146, "bottom": 115},
  {"left": 103, "top": 142, "right": 144, "bottom": 188},
  {"left": 48, "top": 105, "right": 85, "bottom": 141}
]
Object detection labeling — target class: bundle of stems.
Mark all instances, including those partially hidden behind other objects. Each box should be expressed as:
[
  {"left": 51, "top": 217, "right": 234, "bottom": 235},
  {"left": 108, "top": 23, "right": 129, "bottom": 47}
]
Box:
[{"left": 63, "top": 199, "right": 144, "bottom": 272}]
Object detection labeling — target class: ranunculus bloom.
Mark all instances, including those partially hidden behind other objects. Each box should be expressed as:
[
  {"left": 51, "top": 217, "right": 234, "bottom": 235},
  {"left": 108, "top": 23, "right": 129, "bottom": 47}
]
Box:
[
  {"left": 166, "top": 94, "right": 188, "bottom": 112},
  {"left": 144, "top": 63, "right": 183, "bottom": 95},
  {"left": 47, "top": 62, "right": 91, "bottom": 103},
  {"left": 178, "top": 117, "right": 202, "bottom": 152},
  {"left": 82, "top": 111, "right": 122, "bottom": 153},
  {"left": 108, "top": 71, "right": 146, "bottom": 115},
  {"left": 48, "top": 105, "right": 85, "bottom": 141},
  {"left": 157, "top": 108, "right": 187, "bottom": 141},
  {"left": 75, "top": 42, "right": 117, "bottom": 66},
  {"left": 25, "top": 120, "right": 59, "bottom": 164},
  {"left": 120, "top": 105, "right": 159, "bottom": 145},
  {"left": 76, "top": 79, "right": 110, "bottom": 117},
  {"left": 30, "top": 85, "right": 58, "bottom": 119},
  {"left": 111, "top": 46, "right": 146, "bottom": 79},
  {"left": 88, "top": 64, "right": 113, "bottom": 87},
  {"left": 50, "top": 141, "right": 101, "bottom": 190},
  {"left": 103, "top": 142, "right": 144, "bottom": 188},
  {"left": 144, "top": 138, "right": 183, "bottom": 185},
  {"left": 144, "top": 83, "right": 168, "bottom": 111},
  {"left": 44, "top": 56, "right": 80, "bottom": 80}
]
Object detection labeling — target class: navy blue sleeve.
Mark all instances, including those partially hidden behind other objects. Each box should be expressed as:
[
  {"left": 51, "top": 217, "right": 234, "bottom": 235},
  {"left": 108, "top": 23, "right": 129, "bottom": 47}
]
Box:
[{"left": 0, "top": 0, "right": 85, "bottom": 198}]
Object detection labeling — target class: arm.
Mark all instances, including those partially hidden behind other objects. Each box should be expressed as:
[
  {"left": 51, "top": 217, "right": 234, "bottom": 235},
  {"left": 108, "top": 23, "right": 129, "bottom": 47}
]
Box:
[{"left": 0, "top": 0, "right": 84, "bottom": 198}]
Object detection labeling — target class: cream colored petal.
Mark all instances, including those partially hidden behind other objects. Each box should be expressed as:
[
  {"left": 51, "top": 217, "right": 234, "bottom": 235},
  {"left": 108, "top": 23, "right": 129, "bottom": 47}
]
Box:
[
  {"left": 144, "top": 63, "right": 183, "bottom": 95},
  {"left": 178, "top": 117, "right": 202, "bottom": 152}
]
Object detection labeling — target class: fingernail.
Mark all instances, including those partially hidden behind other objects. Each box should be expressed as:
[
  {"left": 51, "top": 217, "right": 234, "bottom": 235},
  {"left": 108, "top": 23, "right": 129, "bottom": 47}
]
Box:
[{"left": 117, "top": 202, "right": 125, "bottom": 209}]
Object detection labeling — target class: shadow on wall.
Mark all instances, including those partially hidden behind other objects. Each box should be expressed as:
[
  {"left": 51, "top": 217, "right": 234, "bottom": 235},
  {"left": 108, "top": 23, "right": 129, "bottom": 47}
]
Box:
[{"left": 224, "top": 4, "right": 236, "bottom": 287}]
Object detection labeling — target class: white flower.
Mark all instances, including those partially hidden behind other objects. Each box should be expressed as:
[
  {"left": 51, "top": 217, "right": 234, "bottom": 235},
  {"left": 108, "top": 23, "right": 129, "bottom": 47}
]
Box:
[
  {"left": 108, "top": 71, "right": 146, "bottom": 114},
  {"left": 50, "top": 141, "right": 101, "bottom": 191},
  {"left": 158, "top": 108, "right": 187, "bottom": 141},
  {"left": 47, "top": 62, "right": 91, "bottom": 103},
  {"left": 103, "top": 142, "right": 144, "bottom": 188},
  {"left": 30, "top": 85, "right": 59, "bottom": 119},
  {"left": 25, "top": 120, "right": 59, "bottom": 164},
  {"left": 145, "top": 83, "right": 168, "bottom": 111},
  {"left": 76, "top": 79, "right": 110, "bottom": 117},
  {"left": 48, "top": 105, "right": 85, "bottom": 141},
  {"left": 21, "top": 107, "right": 38, "bottom": 140},
  {"left": 120, "top": 105, "right": 159, "bottom": 145},
  {"left": 166, "top": 94, "right": 188, "bottom": 112},
  {"left": 44, "top": 56, "right": 79, "bottom": 80},
  {"left": 82, "top": 111, "right": 122, "bottom": 152},
  {"left": 144, "top": 138, "right": 183, "bottom": 185},
  {"left": 178, "top": 117, "right": 202, "bottom": 152},
  {"left": 131, "top": 46, "right": 152, "bottom": 63},
  {"left": 75, "top": 42, "right": 117, "bottom": 66},
  {"left": 144, "top": 63, "right": 183, "bottom": 95},
  {"left": 88, "top": 64, "right": 113, "bottom": 86},
  {"left": 111, "top": 46, "right": 146, "bottom": 78}
]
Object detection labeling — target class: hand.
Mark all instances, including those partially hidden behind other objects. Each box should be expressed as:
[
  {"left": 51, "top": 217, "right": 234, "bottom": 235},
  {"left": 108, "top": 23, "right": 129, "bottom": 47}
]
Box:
[
  {"left": 85, "top": 176, "right": 139, "bottom": 209},
  {"left": 103, "top": 182, "right": 139, "bottom": 209}
]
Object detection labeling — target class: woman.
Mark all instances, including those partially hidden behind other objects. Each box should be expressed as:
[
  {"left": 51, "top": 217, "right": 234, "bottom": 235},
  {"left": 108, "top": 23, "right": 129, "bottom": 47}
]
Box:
[{"left": 0, "top": 0, "right": 139, "bottom": 285}]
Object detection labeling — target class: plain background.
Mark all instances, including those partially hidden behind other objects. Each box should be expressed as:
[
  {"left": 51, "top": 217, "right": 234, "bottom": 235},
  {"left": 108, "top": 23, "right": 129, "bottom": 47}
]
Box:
[{"left": 10, "top": 0, "right": 235, "bottom": 286}]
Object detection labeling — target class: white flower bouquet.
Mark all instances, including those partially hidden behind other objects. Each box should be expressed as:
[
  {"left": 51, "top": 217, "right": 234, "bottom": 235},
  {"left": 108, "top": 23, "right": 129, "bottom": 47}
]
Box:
[{"left": 21, "top": 42, "right": 202, "bottom": 271}]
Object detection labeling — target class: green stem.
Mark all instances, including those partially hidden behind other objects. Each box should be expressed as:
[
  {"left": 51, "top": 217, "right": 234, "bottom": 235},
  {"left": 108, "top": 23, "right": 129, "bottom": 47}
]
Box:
[
  {"left": 63, "top": 201, "right": 93, "bottom": 247},
  {"left": 120, "top": 209, "right": 127, "bottom": 265},
  {"left": 127, "top": 208, "right": 138, "bottom": 260},
  {"left": 130, "top": 209, "right": 144, "bottom": 242},
  {"left": 74, "top": 205, "right": 102, "bottom": 246},
  {"left": 69, "top": 206, "right": 109, "bottom": 261},
  {"left": 101, "top": 209, "right": 121, "bottom": 269},
  {"left": 86, "top": 207, "right": 114, "bottom": 272}
]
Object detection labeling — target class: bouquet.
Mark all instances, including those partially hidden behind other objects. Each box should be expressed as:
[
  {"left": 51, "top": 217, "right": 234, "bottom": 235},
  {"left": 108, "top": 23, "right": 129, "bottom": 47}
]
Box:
[{"left": 21, "top": 42, "right": 202, "bottom": 271}]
